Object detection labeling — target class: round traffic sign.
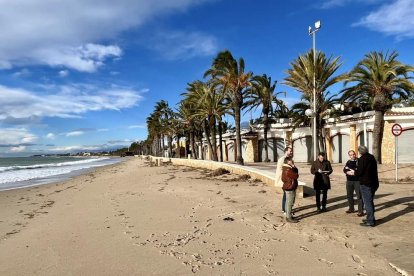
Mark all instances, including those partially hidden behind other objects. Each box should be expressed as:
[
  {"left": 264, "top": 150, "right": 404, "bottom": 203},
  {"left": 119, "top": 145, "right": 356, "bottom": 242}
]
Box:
[{"left": 392, "top": 123, "right": 403, "bottom": 136}]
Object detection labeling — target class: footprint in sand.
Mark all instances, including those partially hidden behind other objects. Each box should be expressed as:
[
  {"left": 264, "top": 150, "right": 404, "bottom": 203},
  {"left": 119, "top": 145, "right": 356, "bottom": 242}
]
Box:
[
  {"left": 318, "top": 258, "right": 334, "bottom": 266},
  {"left": 300, "top": 245, "right": 309, "bottom": 252},
  {"left": 272, "top": 238, "right": 285, "bottom": 242},
  {"left": 6, "top": 229, "right": 20, "bottom": 236},
  {"left": 345, "top": 242, "right": 355, "bottom": 249},
  {"left": 352, "top": 255, "right": 363, "bottom": 264}
]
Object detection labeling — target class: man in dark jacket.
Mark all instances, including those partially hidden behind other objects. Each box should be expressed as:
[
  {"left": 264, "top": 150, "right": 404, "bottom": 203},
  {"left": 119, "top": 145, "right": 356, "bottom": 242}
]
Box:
[
  {"left": 347, "top": 145, "right": 379, "bottom": 227},
  {"left": 311, "top": 152, "right": 333, "bottom": 212},
  {"left": 343, "top": 150, "right": 364, "bottom": 216}
]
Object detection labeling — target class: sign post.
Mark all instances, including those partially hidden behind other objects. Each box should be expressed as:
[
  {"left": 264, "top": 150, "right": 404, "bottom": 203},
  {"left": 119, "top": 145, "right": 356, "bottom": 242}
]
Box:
[{"left": 391, "top": 124, "right": 403, "bottom": 182}]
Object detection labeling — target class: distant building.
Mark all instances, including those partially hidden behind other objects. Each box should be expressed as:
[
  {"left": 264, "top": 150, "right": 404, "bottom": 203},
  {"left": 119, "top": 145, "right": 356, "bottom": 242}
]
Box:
[{"left": 196, "top": 107, "right": 414, "bottom": 164}]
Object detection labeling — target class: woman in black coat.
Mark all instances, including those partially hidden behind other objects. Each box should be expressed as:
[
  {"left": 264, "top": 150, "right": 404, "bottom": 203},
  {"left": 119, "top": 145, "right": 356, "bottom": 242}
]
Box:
[{"left": 310, "top": 152, "right": 333, "bottom": 212}]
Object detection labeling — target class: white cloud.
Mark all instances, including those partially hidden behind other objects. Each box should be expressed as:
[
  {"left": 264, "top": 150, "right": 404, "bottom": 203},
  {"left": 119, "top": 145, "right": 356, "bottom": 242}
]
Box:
[
  {"left": 46, "top": 133, "right": 56, "bottom": 139},
  {"left": 58, "top": 70, "right": 69, "bottom": 77},
  {"left": 66, "top": 131, "right": 84, "bottom": 137},
  {"left": 50, "top": 145, "right": 102, "bottom": 152},
  {"left": 0, "top": 0, "right": 215, "bottom": 71},
  {"left": 107, "top": 139, "right": 133, "bottom": 144},
  {"left": 0, "top": 84, "right": 144, "bottom": 122},
  {"left": 319, "top": 0, "right": 384, "bottom": 9},
  {"left": 9, "top": 146, "right": 26, "bottom": 153},
  {"left": 148, "top": 31, "right": 218, "bottom": 60},
  {"left": 13, "top": 68, "right": 31, "bottom": 78},
  {"left": 354, "top": 0, "right": 414, "bottom": 39},
  {"left": 0, "top": 128, "right": 38, "bottom": 146},
  {"left": 128, "top": 125, "right": 146, "bottom": 129}
]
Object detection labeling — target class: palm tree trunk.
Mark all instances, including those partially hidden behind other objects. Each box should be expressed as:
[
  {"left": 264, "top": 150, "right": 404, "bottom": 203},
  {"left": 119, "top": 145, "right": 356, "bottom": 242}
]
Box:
[
  {"left": 263, "top": 113, "right": 270, "bottom": 162},
  {"left": 203, "top": 120, "right": 214, "bottom": 161},
  {"left": 372, "top": 110, "right": 384, "bottom": 163},
  {"left": 167, "top": 135, "right": 173, "bottom": 158},
  {"left": 235, "top": 106, "right": 244, "bottom": 165},
  {"left": 190, "top": 130, "right": 196, "bottom": 159},
  {"left": 199, "top": 133, "right": 204, "bottom": 160},
  {"left": 218, "top": 120, "right": 223, "bottom": 162},
  {"left": 161, "top": 135, "right": 165, "bottom": 156},
  {"left": 176, "top": 135, "right": 181, "bottom": 158},
  {"left": 210, "top": 117, "right": 218, "bottom": 161}
]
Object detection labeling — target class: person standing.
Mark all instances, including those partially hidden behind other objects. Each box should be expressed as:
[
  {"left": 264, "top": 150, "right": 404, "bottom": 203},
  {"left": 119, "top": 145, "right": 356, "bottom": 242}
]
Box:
[
  {"left": 347, "top": 145, "right": 379, "bottom": 227},
  {"left": 343, "top": 150, "right": 364, "bottom": 216},
  {"left": 275, "top": 146, "right": 293, "bottom": 215},
  {"left": 310, "top": 152, "right": 333, "bottom": 212},
  {"left": 281, "top": 157, "right": 299, "bottom": 223}
]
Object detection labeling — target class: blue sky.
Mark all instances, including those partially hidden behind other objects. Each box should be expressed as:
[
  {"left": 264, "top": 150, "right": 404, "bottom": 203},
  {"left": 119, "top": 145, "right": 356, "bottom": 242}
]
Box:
[{"left": 1, "top": 0, "right": 413, "bottom": 156}]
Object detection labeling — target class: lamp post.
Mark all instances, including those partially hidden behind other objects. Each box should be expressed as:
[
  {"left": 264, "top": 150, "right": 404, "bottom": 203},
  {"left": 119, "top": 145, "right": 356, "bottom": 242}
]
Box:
[{"left": 307, "top": 20, "right": 321, "bottom": 161}]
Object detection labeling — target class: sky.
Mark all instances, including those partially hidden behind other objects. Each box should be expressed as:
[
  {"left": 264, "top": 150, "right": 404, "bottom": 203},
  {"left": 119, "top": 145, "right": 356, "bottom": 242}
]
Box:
[{"left": 1, "top": 0, "right": 414, "bottom": 156}]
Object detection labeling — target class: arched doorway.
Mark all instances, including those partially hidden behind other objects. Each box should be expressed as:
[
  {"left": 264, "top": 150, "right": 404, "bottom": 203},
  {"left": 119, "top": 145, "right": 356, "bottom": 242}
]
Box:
[
  {"left": 331, "top": 134, "right": 350, "bottom": 163},
  {"left": 293, "top": 136, "right": 312, "bottom": 163}
]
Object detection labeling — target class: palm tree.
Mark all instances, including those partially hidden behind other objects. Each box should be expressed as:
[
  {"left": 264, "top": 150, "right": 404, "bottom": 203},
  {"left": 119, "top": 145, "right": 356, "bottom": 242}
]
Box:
[
  {"left": 177, "top": 99, "right": 198, "bottom": 159},
  {"left": 205, "top": 50, "right": 252, "bottom": 165},
  {"left": 245, "top": 74, "right": 277, "bottom": 162},
  {"left": 145, "top": 100, "right": 177, "bottom": 157},
  {"left": 146, "top": 112, "right": 161, "bottom": 156},
  {"left": 154, "top": 100, "right": 175, "bottom": 157},
  {"left": 284, "top": 50, "right": 344, "bottom": 153},
  {"left": 183, "top": 80, "right": 226, "bottom": 161},
  {"left": 290, "top": 90, "right": 340, "bottom": 153},
  {"left": 341, "top": 50, "right": 414, "bottom": 163}
]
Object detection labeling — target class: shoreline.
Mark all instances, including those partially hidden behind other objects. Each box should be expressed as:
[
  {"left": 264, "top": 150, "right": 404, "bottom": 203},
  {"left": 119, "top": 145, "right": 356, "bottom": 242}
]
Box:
[
  {"left": 0, "top": 158, "right": 412, "bottom": 275},
  {"left": 0, "top": 157, "right": 125, "bottom": 193}
]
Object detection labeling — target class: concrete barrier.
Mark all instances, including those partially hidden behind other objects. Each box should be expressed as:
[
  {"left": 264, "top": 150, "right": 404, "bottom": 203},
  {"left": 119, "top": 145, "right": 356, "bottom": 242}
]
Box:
[{"left": 145, "top": 156, "right": 312, "bottom": 198}]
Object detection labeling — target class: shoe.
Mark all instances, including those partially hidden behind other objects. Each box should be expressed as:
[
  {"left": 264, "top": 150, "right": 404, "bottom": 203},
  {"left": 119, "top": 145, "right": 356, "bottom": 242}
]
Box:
[
  {"left": 316, "top": 207, "right": 322, "bottom": 213},
  {"left": 286, "top": 217, "right": 299, "bottom": 223},
  {"left": 360, "top": 222, "right": 375, "bottom": 227},
  {"left": 346, "top": 209, "right": 355, "bottom": 214},
  {"left": 322, "top": 207, "right": 327, "bottom": 212},
  {"left": 357, "top": 212, "right": 365, "bottom": 217}
]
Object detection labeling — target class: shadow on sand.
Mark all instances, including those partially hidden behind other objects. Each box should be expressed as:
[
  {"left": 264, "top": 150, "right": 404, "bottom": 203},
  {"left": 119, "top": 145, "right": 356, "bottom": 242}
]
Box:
[
  {"left": 295, "top": 193, "right": 393, "bottom": 221},
  {"left": 374, "top": 196, "right": 414, "bottom": 226}
]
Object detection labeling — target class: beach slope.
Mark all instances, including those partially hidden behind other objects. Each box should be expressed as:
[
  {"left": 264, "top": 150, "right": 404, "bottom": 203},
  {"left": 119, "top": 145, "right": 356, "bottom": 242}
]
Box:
[{"left": 0, "top": 158, "right": 410, "bottom": 275}]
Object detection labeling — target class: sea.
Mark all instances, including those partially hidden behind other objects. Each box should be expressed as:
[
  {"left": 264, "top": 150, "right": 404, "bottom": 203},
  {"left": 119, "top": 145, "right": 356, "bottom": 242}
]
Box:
[{"left": 0, "top": 156, "right": 124, "bottom": 192}]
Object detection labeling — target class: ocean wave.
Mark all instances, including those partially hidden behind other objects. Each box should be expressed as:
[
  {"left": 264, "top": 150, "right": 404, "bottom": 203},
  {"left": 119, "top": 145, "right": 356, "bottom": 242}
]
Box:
[
  {"left": 0, "top": 157, "right": 118, "bottom": 185},
  {"left": 0, "top": 157, "right": 109, "bottom": 173}
]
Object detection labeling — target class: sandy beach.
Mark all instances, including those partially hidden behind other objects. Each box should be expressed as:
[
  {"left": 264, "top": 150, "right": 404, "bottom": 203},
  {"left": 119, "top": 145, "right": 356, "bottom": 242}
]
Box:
[{"left": 0, "top": 158, "right": 413, "bottom": 275}]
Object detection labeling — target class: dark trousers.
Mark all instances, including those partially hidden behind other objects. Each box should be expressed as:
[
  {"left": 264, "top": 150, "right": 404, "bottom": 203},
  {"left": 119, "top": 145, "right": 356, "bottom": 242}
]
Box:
[
  {"left": 282, "top": 191, "right": 286, "bottom": 212},
  {"left": 346, "top": 180, "right": 363, "bottom": 212},
  {"left": 315, "top": 189, "right": 327, "bottom": 209},
  {"left": 360, "top": 185, "right": 376, "bottom": 224}
]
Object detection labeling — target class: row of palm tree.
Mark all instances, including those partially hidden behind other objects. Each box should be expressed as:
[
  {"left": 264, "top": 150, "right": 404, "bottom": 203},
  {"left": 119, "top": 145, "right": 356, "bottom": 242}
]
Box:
[{"left": 142, "top": 49, "right": 413, "bottom": 164}]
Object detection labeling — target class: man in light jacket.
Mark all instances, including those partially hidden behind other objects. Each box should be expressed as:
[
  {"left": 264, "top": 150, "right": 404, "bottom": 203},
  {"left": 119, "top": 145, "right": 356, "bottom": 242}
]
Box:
[{"left": 275, "top": 146, "right": 293, "bottom": 215}]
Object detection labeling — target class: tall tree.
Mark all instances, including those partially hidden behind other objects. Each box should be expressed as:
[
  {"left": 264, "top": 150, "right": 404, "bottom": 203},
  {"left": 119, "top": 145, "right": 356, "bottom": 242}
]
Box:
[
  {"left": 341, "top": 50, "right": 414, "bottom": 163},
  {"left": 183, "top": 80, "right": 226, "bottom": 161},
  {"left": 205, "top": 50, "right": 252, "bottom": 165},
  {"left": 284, "top": 50, "right": 344, "bottom": 153},
  {"left": 245, "top": 74, "right": 277, "bottom": 162},
  {"left": 177, "top": 99, "right": 199, "bottom": 159}
]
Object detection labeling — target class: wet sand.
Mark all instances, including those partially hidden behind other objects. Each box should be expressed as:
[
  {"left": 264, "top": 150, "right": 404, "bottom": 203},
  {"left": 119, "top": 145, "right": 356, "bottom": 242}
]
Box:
[{"left": 0, "top": 158, "right": 412, "bottom": 275}]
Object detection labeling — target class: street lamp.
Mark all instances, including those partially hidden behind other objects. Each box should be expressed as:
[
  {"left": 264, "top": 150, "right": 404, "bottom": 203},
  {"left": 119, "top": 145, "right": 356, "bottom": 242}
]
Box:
[{"left": 307, "top": 20, "right": 321, "bottom": 161}]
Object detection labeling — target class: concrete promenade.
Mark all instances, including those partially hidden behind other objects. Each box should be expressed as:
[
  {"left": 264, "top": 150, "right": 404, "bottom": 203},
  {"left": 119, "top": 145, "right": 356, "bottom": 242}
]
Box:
[{"left": 146, "top": 155, "right": 414, "bottom": 198}]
